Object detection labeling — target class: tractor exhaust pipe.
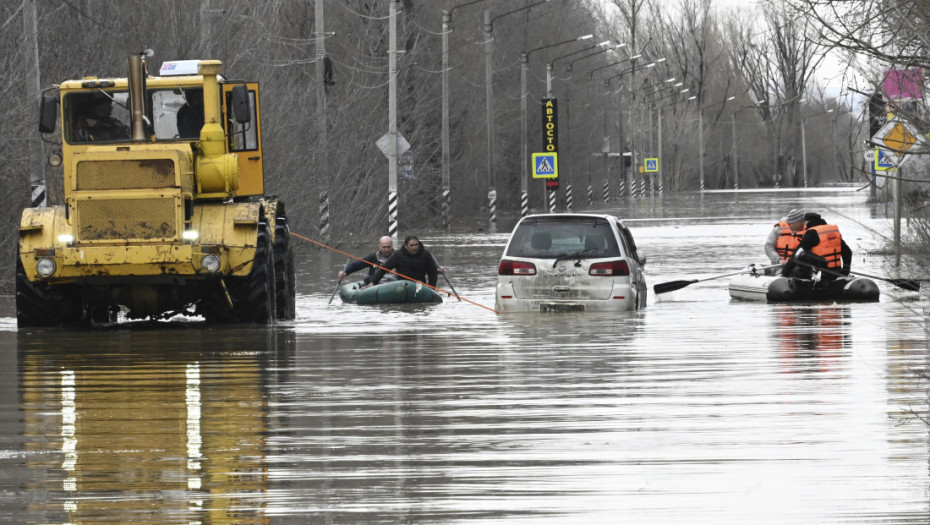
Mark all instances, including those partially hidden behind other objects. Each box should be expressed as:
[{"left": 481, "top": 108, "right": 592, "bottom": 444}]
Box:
[{"left": 127, "top": 53, "right": 149, "bottom": 142}]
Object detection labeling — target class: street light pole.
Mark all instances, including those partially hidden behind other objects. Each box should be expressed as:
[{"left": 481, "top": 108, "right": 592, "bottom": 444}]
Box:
[
  {"left": 801, "top": 108, "right": 833, "bottom": 188},
  {"left": 520, "top": 33, "right": 593, "bottom": 214},
  {"left": 441, "top": 0, "right": 497, "bottom": 231},
  {"left": 697, "top": 95, "right": 735, "bottom": 191},
  {"left": 387, "top": 0, "right": 399, "bottom": 243},
  {"left": 483, "top": 10, "right": 497, "bottom": 231}
]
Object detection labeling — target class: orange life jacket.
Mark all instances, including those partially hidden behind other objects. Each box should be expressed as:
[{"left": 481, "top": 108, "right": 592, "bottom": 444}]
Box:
[
  {"left": 807, "top": 224, "right": 843, "bottom": 269},
  {"left": 774, "top": 221, "right": 802, "bottom": 259}
]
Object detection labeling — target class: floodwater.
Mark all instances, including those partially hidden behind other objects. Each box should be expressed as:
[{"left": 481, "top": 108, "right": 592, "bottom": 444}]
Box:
[{"left": 1, "top": 188, "right": 928, "bottom": 524}]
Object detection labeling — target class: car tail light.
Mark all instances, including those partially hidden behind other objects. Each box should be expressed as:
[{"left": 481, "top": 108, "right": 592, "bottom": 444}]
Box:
[
  {"left": 589, "top": 260, "right": 629, "bottom": 276},
  {"left": 498, "top": 259, "right": 537, "bottom": 276}
]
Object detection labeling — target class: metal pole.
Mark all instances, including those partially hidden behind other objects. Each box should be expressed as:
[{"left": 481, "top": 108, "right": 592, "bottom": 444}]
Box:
[
  {"left": 565, "top": 75, "right": 572, "bottom": 211},
  {"left": 521, "top": 52, "right": 529, "bottom": 217},
  {"left": 894, "top": 166, "right": 902, "bottom": 265},
  {"left": 484, "top": 10, "right": 496, "bottom": 231},
  {"left": 315, "top": 0, "right": 331, "bottom": 244},
  {"left": 388, "top": 0, "right": 399, "bottom": 244},
  {"left": 441, "top": 9, "right": 451, "bottom": 230},
  {"left": 801, "top": 117, "right": 808, "bottom": 188},
  {"left": 23, "top": 0, "right": 46, "bottom": 208},
  {"left": 732, "top": 113, "right": 739, "bottom": 189},
  {"left": 657, "top": 106, "right": 663, "bottom": 193},
  {"left": 698, "top": 108, "right": 704, "bottom": 191}
]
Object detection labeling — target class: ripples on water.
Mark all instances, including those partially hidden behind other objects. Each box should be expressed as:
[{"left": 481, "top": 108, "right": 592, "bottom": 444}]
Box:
[{"left": 0, "top": 190, "right": 927, "bottom": 524}]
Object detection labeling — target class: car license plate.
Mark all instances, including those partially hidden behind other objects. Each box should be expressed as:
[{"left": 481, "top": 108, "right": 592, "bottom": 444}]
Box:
[{"left": 540, "top": 303, "right": 584, "bottom": 313}]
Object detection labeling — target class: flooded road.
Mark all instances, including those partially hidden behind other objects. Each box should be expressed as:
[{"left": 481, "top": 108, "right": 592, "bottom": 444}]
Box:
[{"left": 1, "top": 188, "right": 928, "bottom": 524}]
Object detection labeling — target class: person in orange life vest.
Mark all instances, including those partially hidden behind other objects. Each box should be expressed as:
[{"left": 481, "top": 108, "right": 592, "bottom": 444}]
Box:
[
  {"left": 780, "top": 212, "right": 852, "bottom": 279},
  {"left": 764, "top": 208, "right": 806, "bottom": 268}
]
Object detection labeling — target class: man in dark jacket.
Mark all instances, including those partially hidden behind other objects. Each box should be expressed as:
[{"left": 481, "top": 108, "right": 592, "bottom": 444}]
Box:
[
  {"left": 369, "top": 235, "right": 439, "bottom": 286},
  {"left": 339, "top": 236, "right": 396, "bottom": 285}
]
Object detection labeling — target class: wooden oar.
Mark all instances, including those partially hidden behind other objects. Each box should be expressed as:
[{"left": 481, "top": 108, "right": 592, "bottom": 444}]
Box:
[
  {"left": 794, "top": 260, "right": 920, "bottom": 292},
  {"left": 431, "top": 254, "right": 461, "bottom": 301},
  {"left": 654, "top": 264, "right": 780, "bottom": 295},
  {"left": 328, "top": 258, "right": 350, "bottom": 304}
]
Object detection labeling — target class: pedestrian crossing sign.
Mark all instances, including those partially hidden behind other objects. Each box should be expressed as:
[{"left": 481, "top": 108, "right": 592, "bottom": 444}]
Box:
[
  {"left": 874, "top": 147, "right": 896, "bottom": 171},
  {"left": 532, "top": 152, "right": 558, "bottom": 179},
  {"left": 645, "top": 158, "right": 659, "bottom": 172}
]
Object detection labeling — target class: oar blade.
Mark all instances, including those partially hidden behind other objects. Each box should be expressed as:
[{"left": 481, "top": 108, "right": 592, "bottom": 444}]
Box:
[
  {"left": 654, "top": 279, "right": 698, "bottom": 295},
  {"left": 890, "top": 279, "right": 920, "bottom": 292}
]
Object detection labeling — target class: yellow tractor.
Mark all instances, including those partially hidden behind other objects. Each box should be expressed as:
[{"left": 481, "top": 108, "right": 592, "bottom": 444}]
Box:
[{"left": 17, "top": 53, "right": 295, "bottom": 325}]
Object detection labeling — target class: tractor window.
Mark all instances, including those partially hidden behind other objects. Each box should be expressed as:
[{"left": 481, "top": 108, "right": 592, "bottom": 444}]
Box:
[
  {"left": 151, "top": 88, "right": 203, "bottom": 140},
  {"left": 225, "top": 89, "right": 259, "bottom": 151},
  {"left": 64, "top": 91, "right": 130, "bottom": 144}
]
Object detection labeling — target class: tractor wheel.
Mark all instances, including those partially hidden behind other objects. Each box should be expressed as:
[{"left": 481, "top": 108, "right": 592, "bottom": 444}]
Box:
[
  {"left": 15, "top": 255, "right": 83, "bottom": 328},
  {"left": 202, "top": 218, "right": 275, "bottom": 324}
]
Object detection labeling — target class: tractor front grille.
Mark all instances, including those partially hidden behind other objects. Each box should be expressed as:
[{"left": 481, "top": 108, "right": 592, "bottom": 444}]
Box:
[
  {"left": 76, "top": 159, "right": 176, "bottom": 190},
  {"left": 77, "top": 198, "right": 177, "bottom": 241}
]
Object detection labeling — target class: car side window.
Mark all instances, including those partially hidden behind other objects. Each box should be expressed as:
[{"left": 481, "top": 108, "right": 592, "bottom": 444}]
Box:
[{"left": 618, "top": 224, "right": 638, "bottom": 258}]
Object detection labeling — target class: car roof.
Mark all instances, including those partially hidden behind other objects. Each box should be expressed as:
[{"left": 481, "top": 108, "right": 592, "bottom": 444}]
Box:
[{"left": 519, "top": 213, "right": 627, "bottom": 226}]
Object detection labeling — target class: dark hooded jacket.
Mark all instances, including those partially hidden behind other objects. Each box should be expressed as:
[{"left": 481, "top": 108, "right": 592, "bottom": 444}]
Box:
[
  {"left": 370, "top": 244, "right": 438, "bottom": 286},
  {"left": 781, "top": 213, "right": 852, "bottom": 279}
]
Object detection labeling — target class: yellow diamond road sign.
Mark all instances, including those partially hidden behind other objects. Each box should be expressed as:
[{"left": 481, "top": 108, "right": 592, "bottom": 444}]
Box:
[{"left": 873, "top": 119, "right": 926, "bottom": 166}]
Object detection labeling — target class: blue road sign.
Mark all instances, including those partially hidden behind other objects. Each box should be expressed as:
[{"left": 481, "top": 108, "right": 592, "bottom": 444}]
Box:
[
  {"left": 644, "top": 158, "right": 659, "bottom": 172},
  {"left": 874, "top": 148, "right": 896, "bottom": 171},
  {"left": 532, "top": 152, "right": 559, "bottom": 179}
]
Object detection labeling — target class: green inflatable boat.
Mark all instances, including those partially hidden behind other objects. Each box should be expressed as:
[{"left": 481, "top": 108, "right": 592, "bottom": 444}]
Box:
[{"left": 339, "top": 280, "right": 443, "bottom": 305}]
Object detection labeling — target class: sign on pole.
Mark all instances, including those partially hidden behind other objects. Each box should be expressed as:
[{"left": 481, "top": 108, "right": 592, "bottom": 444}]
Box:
[
  {"left": 541, "top": 98, "right": 559, "bottom": 189},
  {"left": 644, "top": 158, "right": 659, "bottom": 172},
  {"left": 872, "top": 119, "right": 926, "bottom": 168},
  {"left": 874, "top": 148, "right": 896, "bottom": 171},
  {"left": 532, "top": 152, "right": 558, "bottom": 178}
]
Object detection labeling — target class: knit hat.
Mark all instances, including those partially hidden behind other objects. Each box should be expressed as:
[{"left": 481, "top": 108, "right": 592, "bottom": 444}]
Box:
[{"left": 785, "top": 208, "right": 805, "bottom": 223}]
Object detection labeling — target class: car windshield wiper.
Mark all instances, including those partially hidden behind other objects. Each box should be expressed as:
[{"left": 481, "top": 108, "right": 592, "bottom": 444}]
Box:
[{"left": 552, "top": 249, "right": 596, "bottom": 268}]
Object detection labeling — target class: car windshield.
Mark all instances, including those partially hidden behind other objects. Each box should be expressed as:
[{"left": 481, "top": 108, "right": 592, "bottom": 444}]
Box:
[{"left": 505, "top": 217, "right": 621, "bottom": 259}]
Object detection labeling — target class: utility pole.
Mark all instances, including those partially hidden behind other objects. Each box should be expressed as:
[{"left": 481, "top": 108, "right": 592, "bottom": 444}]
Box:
[
  {"left": 23, "top": 0, "right": 45, "bottom": 207},
  {"left": 483, "top": 10, "right": 497, "bottom": 232},
  {"left": 441, "top": 9, "right": 451, "bottom": 230},
  {"left": 388, "top": 0, "right": 399, "bottom": 244},
  {"left": 315, "top": 0, "right": 330, "bottom": 244}
]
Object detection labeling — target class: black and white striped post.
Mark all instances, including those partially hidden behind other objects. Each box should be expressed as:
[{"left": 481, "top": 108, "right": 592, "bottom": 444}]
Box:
[
  {"left": 565, "top": 184, "right": 573, "bottom": 211},
  {"left": 441, "top": 189, "right": 451, "bottom": 230},
  {"left": 388, "top": 190, "right": 398, "bottom": 241},
  {"left": 488, "top": 190, "right": 497, "bottom": 228},
  {"left": 586, "top": 184, "right": 594, "bottom": 207},
  {"left": 602, "top": 179, "right": 610, "bottom": 204},
  {"left": 31, "top": 183, "right": 46, "bottom": 208},
  {"left": 547, "top": 188, "right": 557, "bottom": 213},
  {"left": 520, "top": 191, "right": 529, "bottom": 217},
  {"left": 319, "top": 191, "right": 330, "bottom": 244}
]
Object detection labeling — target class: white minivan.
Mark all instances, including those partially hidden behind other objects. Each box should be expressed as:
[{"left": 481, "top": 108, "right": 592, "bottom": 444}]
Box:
[{"left": 495, "top": 214, "right": 647, "bottom": 312}]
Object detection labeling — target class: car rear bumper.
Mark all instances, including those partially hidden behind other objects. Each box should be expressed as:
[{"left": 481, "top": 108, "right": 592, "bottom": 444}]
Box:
[{"left": 495, "top": 282, "right": 637, "bottom": 312}]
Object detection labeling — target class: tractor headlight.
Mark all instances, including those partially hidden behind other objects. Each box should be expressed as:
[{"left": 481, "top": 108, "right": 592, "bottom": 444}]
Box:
[
  {"left": 57, "top": 234, "right": 74, "bottom": 244},
  {"left": 201, "top": 254, "right": 220, "bottom": 272},
  {"left": 36, "top": 257, "right": 56, "bottom": 277},
  {"left": 183, "top": 230, "right": 199, "bottom": 241}
]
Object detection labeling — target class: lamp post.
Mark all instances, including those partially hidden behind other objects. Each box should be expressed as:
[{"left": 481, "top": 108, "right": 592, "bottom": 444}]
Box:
[
  {"left": 698, "top": 95, "right": 735, "bottom": 191},
  {"left": 606, "top": 58, "right": 665, "bottom": 198},
  {"left": 567, "top": 42, "right": 625, "bottom": 208},
  {"left": 583, "top": 53, "right": 640, "bottom": 201},
  {"left": 800, "top": 108, "right": 833, "bottom": 187},
  {"left": 546, "top": 39, "right": 604, "bottom": 212},
  {"left": 520, "top": 33, "right": 594, "bottom": 215},
  {"left": 441, "top": 0, "right": 499, "bottom": 231},
  {"left": 480, "top": 1, "right": 551, "bottom": 222}
]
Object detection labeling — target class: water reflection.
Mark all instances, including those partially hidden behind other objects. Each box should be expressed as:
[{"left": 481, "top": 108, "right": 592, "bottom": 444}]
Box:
[
  {"left": 18, "top": 327, "right": 294, "bottom": 524},
  {"left": 773, "top": 305, "right": 850, "bottom": 375}
]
